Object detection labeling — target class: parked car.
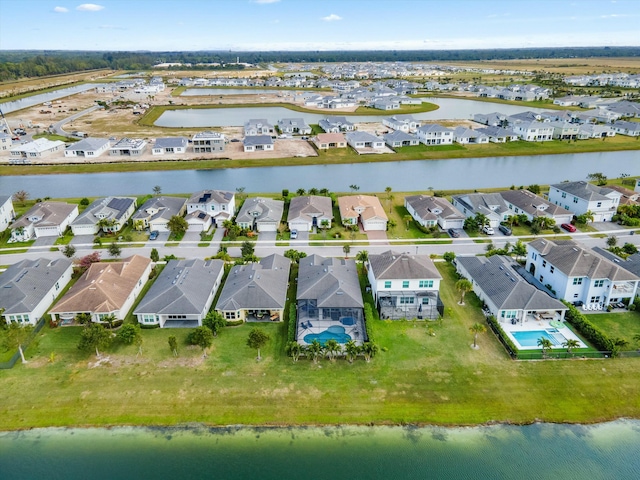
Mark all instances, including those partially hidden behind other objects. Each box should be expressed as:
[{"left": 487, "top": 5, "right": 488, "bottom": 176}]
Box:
[
  {"left": 290, "top": 229, "right": 298, "bottom": 239},
  {"left": 447, "top": 228, "right": 460, "bottom": 238},
  {"left": 561, "top": 223, "right": 577, "bottom": 233},
  {"left": 482, "top": 225, "right": 495, "bottom": 235},
  {"left": 498, "top": 224, "right": 512, "bottom": 236},
  {"left": 149, "top": 230, "right": 159, "bottom": 240}
]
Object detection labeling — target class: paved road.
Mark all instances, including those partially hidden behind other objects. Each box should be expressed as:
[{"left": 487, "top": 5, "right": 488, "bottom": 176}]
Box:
[{"left": 50, "top": 105, "right": 100, "bottom": 136}]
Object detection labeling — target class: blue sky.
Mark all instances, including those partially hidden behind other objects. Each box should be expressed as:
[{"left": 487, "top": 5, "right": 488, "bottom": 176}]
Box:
[{"left": 0, "top": 0, "right": 638, "bottom": 51}]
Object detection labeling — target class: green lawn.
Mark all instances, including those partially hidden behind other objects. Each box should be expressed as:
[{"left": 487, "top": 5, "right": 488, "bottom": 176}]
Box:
[
  {"left": 2, "top": 262, "right": 640, "bottom": 429},
  {"left": 585, "top": 312, "right": 640, "bottom": 350}
]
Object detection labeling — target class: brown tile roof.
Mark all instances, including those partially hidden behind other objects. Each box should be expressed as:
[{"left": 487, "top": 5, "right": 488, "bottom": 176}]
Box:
[{"left": 338, "top": 195, "right": 388, "bottom": 222}]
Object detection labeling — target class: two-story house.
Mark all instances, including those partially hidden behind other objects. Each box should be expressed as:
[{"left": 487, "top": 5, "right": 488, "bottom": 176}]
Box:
[
  {"left": 547, "top": 181, "right": 621, "bottom": 222},
  {"left": 186, "top": 190, "right": 235, "bottom": 227},
  {"left": 416, "top": 124, "right": 454, "bottom": 145},
  {"left": 451, "top": 193, "right": 510, "bottom": 228},
  {"left": 404, "top": 195, "right": 465, "bottom": 230}
]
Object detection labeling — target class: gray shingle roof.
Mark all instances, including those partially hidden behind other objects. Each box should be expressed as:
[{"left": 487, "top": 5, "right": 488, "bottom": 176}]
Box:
[
  {"left": 451, "top": 193, "right": 509, "bottom": 218},
  {"left": 12, "top": 202, "right": 77, "bottom": 230},
  {"left": 0, "top": 258, "right": 72, "bottom": 315},
  {"left": 187, "top": 189, "right": 234, "bottom": 206},
  {"left": 236, "top": 197, "right": 284, "bottom": 224},
  {"left": 549, "top": 181, "right": 618, "bottom": 202},
  {"left": 498, "top": 190, "right": 567, "bottom": 218},
  {"left": 456, "top": 255, "right": 567, "bottom": 311},
  {"left": 592, "top": 248, "right": 640, "bottom": 278},
  {"left": 154, "top": 137, "right": 188, "bottom": 149},
  {"left": 64, "top": 137, "right": 109, "bottom": 152},
  {"left": 405, "top": 195, "right": 464, "bottom": 222},
  {"left": 346, "top": 131, "right": 382, "bottom": 143},
  {"left": 72, "top": 197, "right": 136, "bottom": 226},
  {"left": 134, "top": 259, "right": 223, "bottom": 315},
  {"left": 297, "top": 254, "right": 363, "bottom": 308},
  {"left": 243, "top": 135, "right": 273, "bottom": 147},
  {"left": 369, "top": 250, "right": 441, "bottom": 281},
  {"left": 287, "top": 196, "right": 332, "bottom": 223},
  {"left": 383, "top": 130, "right": 417, "bottom": 142},
  {"left": 131, "top": 197, "right": 187, "bottom": 222},
  {"left": 216, "top": 254, "right": 290, "bottom": 311}
]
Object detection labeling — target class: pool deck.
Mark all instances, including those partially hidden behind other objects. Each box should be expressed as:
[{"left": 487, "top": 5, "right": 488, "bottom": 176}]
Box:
[
  {"left": 296, "top": 319, "right": 366, "bottom": 346},
  {"left": 502, "top": 319, "right": 587, "bottom": 350}
]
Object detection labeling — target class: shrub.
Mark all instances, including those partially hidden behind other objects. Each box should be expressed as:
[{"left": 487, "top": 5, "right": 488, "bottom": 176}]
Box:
[
  {"left": 563, "top": 304, "right": 614, "bottom": 351},
  {"left": 364, "top": 304, "right": 375, "bottom": 342},
  {"left": 486, "top": 315, "right": 518, "bottom": 357},
  {"left": 224, "top": 319, "right": 244, "bottom": 327},
  {"left": 288, "top": 304, "right": 297, "bottom": 342}
]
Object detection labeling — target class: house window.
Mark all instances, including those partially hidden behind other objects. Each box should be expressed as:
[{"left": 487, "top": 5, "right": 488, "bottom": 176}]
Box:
[
  {"left": 542, "top": 260, "right": 547, "bottom": 268},
  {"left": 399, "top": 297, "right": 415, "bottom": 305},
  {"left": 55, "top": 282, "right": 60, "bottom": 291},
  {"left": 590, "top": 296, "right": 601, "bottom": 303},
  {"left": 211, "top": 205, "right": 216, "bottom": 210},
  {"left": 561, "top": 192, "right": 566, "bottom": 198},
  {"left": 402, "top": 281, "right": 410, "bottom": 288},
  {"left": 574, "top": 294, "right": 579, "bottom": 298},
  {"left": 225, "top": 311, "right": 236, "bottom": 320},
  {"left": 573, "top": 197, "right": 578, "bottom": 204},
  {"left": 550, "top": 266, "right": 554, "bottom": 274},
  {"left": 594, "top": 280, "right": 605, "bottom": 287},
  {"left": 384, "top": 281, "right": 392, "bottom": 289},
  {"left": 419, "top": 280, "right": 433, "bottom": 288},
  {"left": 573, "top": 277, "right": 583, "bottom": 285},
  {"left": 422, "top": 298, "right": 430, "bottom": 305},
  {"left": 539, "top": 275, "right": 544, "bottom": 282}
]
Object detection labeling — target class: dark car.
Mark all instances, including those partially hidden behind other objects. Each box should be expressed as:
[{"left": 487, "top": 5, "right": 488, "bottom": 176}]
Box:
[
  {"left": 447, "top": 228, "right": 460, "bottom": 238},
  {"left": 149, "top": 230, "right": 159, "bottom": 240},
  {"left": 561, "top": 223, "right": 577, "bottom": 233},
  {"left": 498, "top": 224, "right": 512, "bottom": 235}
]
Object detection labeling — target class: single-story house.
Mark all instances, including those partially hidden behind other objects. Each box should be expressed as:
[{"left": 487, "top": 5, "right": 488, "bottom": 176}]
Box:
[
  {"left": 611, "top": 121, "right": 640, "bottom": 137},
  {"left": 287, "top": 195, "right": 333, "bottom": 232},
  {"left": 404, "top": 195, "right": 466, "bottom": 230},
  {"left": 10, "top": 138, "right": 65, "bottom": 158},
  {"left": 50, "top": 255, "right": 153, "bottom": 324},
  {"left": 453, "top": 127, "right": 489, "bottom": 144},
  {"left": 382, "top": 114, "right": 422, "bottom": 133},
  {"left": 384, "top": 130, "right": 420, "bottom": 148},
  {"left": 109, "top": 138, "right": 147, "bottom": 156},
  {"left": 235, "top": 197, "right": 284, "bottom": 232},
  {"left": 312, "top": 132, "right": 347, "bottom": 149},
  {"left": 134, "top": 259, "right": 224, "bottom": 328},
  {"left": 70, "top": 197, "right": 137, "bottom": 236},
  {"left": 474, "top": 126, "right": 519, "bottom": 143},
  {"left": 277, "top": 118, "right": 312, "bottom": 135},
  {"left": 0, "top": 258, "right": 73, "bottom": 326},
  {"left": 64, "top": 137, "right": 110, "bottom": 158},
  {"left": 243, "top": 135, "right": 274, "bottom": 152},
  {"left": 131, "top": 196, "right": 187, "bottom": 232},
  {"left": 498, "top": 189, "right": 573, "bottom": 225},
  {"left": 216, "top": 254, "right": 291, "bottom": 322},
  {"left": 345, "top": 131, "right": 385, "bottom": 151},
  {"left": 338, "top": 195, "right": 388, "bottom": 231},
  {"left": 451, "top": 193, "right": 510, "bottom": 228},
  {"left": 152, "top": 137, "right": 189, "bottom": 155},
  {"left": 10, "top": 201, "right": 79, "bottom": 241},
  {"left": 318, "top": 116, "right": 356, "bottom": 133}
]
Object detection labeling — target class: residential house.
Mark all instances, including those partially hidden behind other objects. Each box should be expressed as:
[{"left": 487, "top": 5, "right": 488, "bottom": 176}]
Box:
[
  {"left": 610, "top": 121, "right": 640, "bottom": 137},
  {"left": 382, "top": 114, "right": 422, "bottom": 133},
  {"left": 192, "top": 131, "right": 226, "bottom": 153},
  {"left": 606, "top": 185, "right": 640, "bottom": 206},
  {"left": 472, "top": 112, "right": 509, "bottom": 127},
  {"left": 244, "top": 119, "right": 275, "bottom": 137},
  {"left": 345, "top": 131, "right": 385, "bottom": 151},
  {"left": 451, "top": 193, "right": 510, "bottom": 228},
  {"left": 453, "top": 127, "right": 489, "bottom": 144},
  {"left": 186, "top": 189, "right": 235, "bottom": 227},
  {"left": 0, "top": 132, "right": 12, "bottom": 151},
  {"left": 109, "top": 138, "right": 147, "bottom": 156},
  {"left": 475, "top": 126, "right": 519, "bottom": 143},
  {"left": 416, "top": 124, "right": 454, "bottom": 145},
  {"left": 312, "top": 132, "right": 347, "bottom": 149},
  {"left": 367, "top": 250, "right": 443, "bottom": 320},
  {"left": 50, "top": 255, "right": 153, "bottom": 324},
  {"left": 455, "top": 255, "right": 567, "bottom": 326},
  {"left": 373, "top": 97, "right": 400, "bottom": 110},
  {"left": 510, "top": 121, "right": 554, "bottom": 142},
  {"left": 548, "top": 121, "right": 580, "bottom": 140},
  {"left": 577, "top": 124, "right": 615, "bottom": 139},
  {"left": 296, "top": 254, "right": 366, "bottom": 345},
  {"left": 131, "top": 196, "right": 187, "bottom": 232},
  {"left": 498, "top": 190, "right": 573, "bottom": 225},
  {"left": 152, "top": 137, "right": 188, "bottom": 155},
  {"left": 216, "top": 254, "right": 291, "bottom": 322},
  {"left": 277, "top": 118, "right": 312, "bottom": 135},
  {"left": 383, "top": 131, "right": 419, "bottom": 148},
  {"left": 0, "top": 195, "right": 15, "bottom": 232},
  {"left": 0, "top": 258, "right": 73, "bottom": 326},
  {"left": 404, "top": 195, "right": 466, "bottom": 230},
  {"left": 10, "top": 202, "right": 79, "bottom": 241},
  {"left": 10, "top": 138, "right": 65, "bottom": 158},
  {"left": 243, "top": 135, "right": 274, "bottom": 152},
  {"left": 134, "top": 259, "right": 224, "bottom": 328},
  {"left": 235, "top": 197, "right": 284, "bottom": 232},
  {"left": 526, "top": 239, "right": 640, "bottom": 308},
  {"left": 71, "top": 197, "right": 137, "bottom": 236},
  {"left": 185, "top": 211, "right": 213, "bottom": 232},
  {"left": 287, "top": 195, "right": 333, "bottom": 232},
  {"left": 64, "top": 138, "right": 110, "bottom": 158},
  {"left": 338, "top": 195, "right": 388, "bottom": 231},
  {"left": 547, "top": 181, "right": 621, "bottom": 222},
  {"left": 318, "top": 116, "right": 355, "bottom": 133}
]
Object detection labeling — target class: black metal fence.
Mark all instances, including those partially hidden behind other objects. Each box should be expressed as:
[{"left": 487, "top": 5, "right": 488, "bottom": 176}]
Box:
[{"left": 0, "top": 318, "right": 46, "bottom": 369}]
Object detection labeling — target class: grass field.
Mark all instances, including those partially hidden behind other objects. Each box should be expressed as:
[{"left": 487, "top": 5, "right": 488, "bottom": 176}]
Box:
[
  {"left": 2, "top": 262, "right": 640, "bottom": 430},
  {"left": 585, "top": 312, "right": 640, "bottom": 350}
]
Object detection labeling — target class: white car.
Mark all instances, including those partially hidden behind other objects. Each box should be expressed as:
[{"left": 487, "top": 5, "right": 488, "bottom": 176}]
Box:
[
  {"left": 290, "top": 229, "right": 298, "bottom": 239},
  {"left": 482, "top": 225, "right": 495, "bottom": 235}
]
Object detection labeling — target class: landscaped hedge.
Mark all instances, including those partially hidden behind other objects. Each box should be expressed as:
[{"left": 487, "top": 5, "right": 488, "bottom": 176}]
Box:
[
  {"left": 564, "top": 303, "right": 614, "bottom": 351},
  {"left": 139, "top": 324, "right": 160, "bottom": 330},
  {"left": 364, "top": 304, "right": 375, "bottom": 342},
  {"left": 486, "top": 315, "right": 518, "bottom": 358},
  {"left": 224, "top": 320, "right": 244, "bottom": 327},
  {"left": 288, "top": 304, "right": 297, "bottom": 342}
]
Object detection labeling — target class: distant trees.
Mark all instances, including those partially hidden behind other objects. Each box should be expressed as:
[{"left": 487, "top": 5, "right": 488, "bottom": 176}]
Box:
[{"left": 587, "top": 172, "right": 608, "bottom": 186}]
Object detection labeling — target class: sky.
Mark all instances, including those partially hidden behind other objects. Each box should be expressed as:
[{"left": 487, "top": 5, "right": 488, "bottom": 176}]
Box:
[{"left": 0, "top": 0, "right": 638, "bottom": 51}]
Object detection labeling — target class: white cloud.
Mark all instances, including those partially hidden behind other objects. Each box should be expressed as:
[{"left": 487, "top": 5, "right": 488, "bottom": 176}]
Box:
[
  {"left": 321, "top": 14, "right": 342, "bottom": 22},
  {"left": 76, "top": 3, "right": 105, "bottom": 11},
  {"left": 54, "top": 6, "right": 68, "bottom": 13},
  {"left": 600, "top": 13, "right": 628, "bottom": 18},
  {"left": 252, "top": 0, "right": 280, "bottom": 4}
]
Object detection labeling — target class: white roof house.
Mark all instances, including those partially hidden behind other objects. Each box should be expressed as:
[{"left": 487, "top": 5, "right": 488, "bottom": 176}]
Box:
[
  {"left": 64, "top": 138, "right": 110, "bottom": 158},
  {"left": 152, "top": 137, "right": 188, "bottom": 155},
  {"left": 11, "top": 138, "right": 64, "bottom": 158}
]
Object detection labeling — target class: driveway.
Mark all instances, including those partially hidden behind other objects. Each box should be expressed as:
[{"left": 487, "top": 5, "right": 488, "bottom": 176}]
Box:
[
  {"left": 146, "top": 231, "right": 170, "bottom": 246},
  {"left": 182, "top": 231, "right": 202, "bottom": 243},
  {"left": 32, "top": 236, "right": 57, "bottom": 247},
  {"left": 366, "top": 230, "right": 389, "bottom": 245},
  {"left": 590, "top": 221, "right": 627, "bottom": 233},
  {"left": 71, "top": 234, "right": 95, "bottom": 246},
  {"left": 258, "top": 231, "right": 277, "bottom": 246}
]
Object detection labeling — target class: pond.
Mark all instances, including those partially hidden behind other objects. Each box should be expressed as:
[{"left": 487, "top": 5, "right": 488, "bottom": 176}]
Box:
[{"left": 0, "top": 84, "right": 100, "bottom": 114}]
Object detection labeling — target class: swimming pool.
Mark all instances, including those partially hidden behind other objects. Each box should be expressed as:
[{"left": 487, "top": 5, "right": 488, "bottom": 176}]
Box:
[
  {"left": 303, "top": 325, "right": 352, "bottom": 345},
  {"left": 511, "top": 329, "right": 566, "bottom": 348}
]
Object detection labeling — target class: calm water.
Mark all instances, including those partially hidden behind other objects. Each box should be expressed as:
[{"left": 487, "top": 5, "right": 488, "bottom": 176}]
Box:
[
  {"left": 1, "top": 150, "right": 638, "bottom": 197},
  {"left": 0, "top": 422, "right": 639, "bottom": 479},
  {"left": 155, "top": 97, "right": 545, "bottom": 127},
  {"left": 0, "top": 84, "right": 99, "bottom": 114}
]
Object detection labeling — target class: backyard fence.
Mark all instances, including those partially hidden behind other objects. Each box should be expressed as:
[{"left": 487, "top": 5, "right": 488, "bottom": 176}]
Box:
[{"left": 0, "top": 318, "right": 46, "bottom": 370}]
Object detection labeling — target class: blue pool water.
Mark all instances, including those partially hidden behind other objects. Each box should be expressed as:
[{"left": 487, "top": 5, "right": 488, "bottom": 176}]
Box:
[
  {"left": 340, "top": 317, "right": 355, "bottom": 326},
  {"left": 511, "top": 329, "right": 564, "bottom": 348},
  {"left": 304, "top": 325, "right": 352, "bottom": 345}
]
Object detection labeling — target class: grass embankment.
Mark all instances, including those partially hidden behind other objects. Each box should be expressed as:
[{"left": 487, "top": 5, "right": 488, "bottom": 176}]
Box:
[
  {"left": 2, "top": 262, "right": 640, "bottom": 430},
  {"left": 2, "top": 135, "right": 639, "bottom": 177}
]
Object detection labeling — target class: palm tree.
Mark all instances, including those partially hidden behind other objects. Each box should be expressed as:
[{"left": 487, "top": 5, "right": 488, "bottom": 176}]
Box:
[
  {"left": 562, "top": 339, "right": 580, "bottom": 356},
  {"left": 455, "top": 279, "right": 473, "bottom": 305},
  {"left": 356, "top": 250, "right": 369, "bottom": 270},
  {"left": 537, "top": 337, "right": 553, "bottom": 358},
  {"left": 349, "top": 184, "right": 360, "bottom": 193},
  {"left": 403, "top": 214, "right": 413, "bottom": 229},
  {"left": 385, "top": 186, "right": 393, "bottom": 213},
  {"left": 324, "top": 339, "right": 340, "bottom": 362},
  {"left": 343, "top": 244, "right": 351, "bottom": 258},
  {"left": 344, "top": 340, "right": 359, "bottom": 363},
  {"left": 469, "top": 323, "right": 486, "bottom": 348},
  {"left": 307, "top": 340, "right": 323, "bottom": 364},
  {"left": 362, "top": 341, "right": 379, "bottom": 363},
  {"left": 285, "top": 341, "right": 302, "bottom": 363},
  {"left": 296, "top": 188, "right": 306, "bottom": 196}
]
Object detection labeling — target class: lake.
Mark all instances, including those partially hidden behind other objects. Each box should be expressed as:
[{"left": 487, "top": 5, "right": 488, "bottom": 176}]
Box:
[
  {"left": 1, "top": 150, "right": 638, "bottom": 197},
  {"left": 154, "top": 97, "right": 546, "bottom": 127},
  {"left": 0, "top": 421, "right": 638, "bottom": 479},
  {"left": 0, "top": 84, "right": 100, "bottom": 114}
]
